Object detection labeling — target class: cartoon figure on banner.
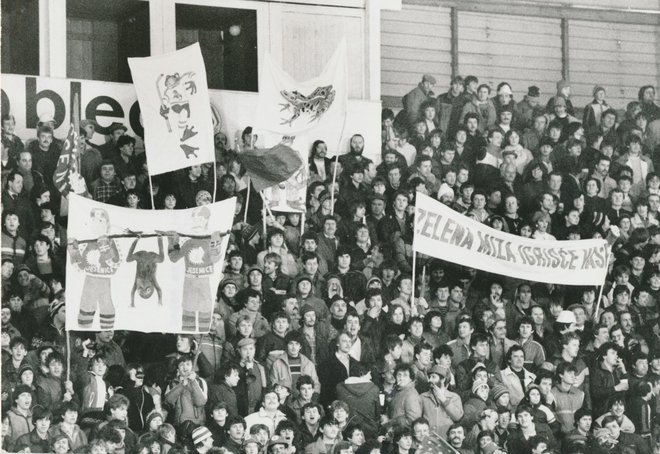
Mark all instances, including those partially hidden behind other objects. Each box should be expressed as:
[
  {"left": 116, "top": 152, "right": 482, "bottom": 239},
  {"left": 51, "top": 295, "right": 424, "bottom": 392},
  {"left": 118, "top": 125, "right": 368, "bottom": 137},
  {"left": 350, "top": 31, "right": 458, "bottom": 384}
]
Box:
[
  {"left": 127, "top": 234, "right": 164, "bottom": 308},
  {"left": 67, "top": 208, "right": 121, "bottom": 330},
  {"left": 279, "top": 85, "right": 336, "bottom": 126},
  {"left": 167, "top": 206, "right": 225, "bottom": 332},
  {"left": 157, "top": 71, "right": 199, "bottom": 159}
]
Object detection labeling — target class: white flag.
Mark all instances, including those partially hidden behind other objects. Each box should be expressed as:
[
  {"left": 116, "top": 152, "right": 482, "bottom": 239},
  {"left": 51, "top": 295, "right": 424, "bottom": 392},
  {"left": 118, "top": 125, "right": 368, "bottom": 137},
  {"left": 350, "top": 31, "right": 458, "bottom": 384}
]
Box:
[
  {"left": 255, "top": 40, "right": 348, "bottom": 154},
  {"left": 128, "top": 43, "right": 214, "bottom": 175},
  {"left": 65, "top": 194, "right": 236, "bottom": 333}
]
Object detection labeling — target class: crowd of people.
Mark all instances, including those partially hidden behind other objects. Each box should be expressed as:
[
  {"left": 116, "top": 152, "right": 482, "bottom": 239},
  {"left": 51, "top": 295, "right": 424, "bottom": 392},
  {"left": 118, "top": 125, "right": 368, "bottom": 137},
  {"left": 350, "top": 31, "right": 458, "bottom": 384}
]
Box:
[{"left": 3, "top": 62, "right": 660, "bottom": 454}]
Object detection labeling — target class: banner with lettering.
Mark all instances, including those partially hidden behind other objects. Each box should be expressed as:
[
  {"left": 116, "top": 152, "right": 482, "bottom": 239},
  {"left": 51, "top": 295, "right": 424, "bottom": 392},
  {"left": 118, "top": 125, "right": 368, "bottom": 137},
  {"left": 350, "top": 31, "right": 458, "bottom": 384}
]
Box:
[
  {"left": 65, "top": 194, "right": 236, "bottom": 333},
  {"left": 413, "top": 193, "right": 609, "bottom": 285},
  {"left": 128, "top": 43, "right": 215, "bottom": 175}
]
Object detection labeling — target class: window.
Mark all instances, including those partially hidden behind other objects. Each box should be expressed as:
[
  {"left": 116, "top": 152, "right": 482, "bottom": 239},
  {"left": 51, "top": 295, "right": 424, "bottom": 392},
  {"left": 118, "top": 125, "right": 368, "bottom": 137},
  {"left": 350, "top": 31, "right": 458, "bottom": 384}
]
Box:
[
  {"left": 175, "top": 4, "right": 258, "bottom": 92},
  {"left": 1, "top": 0, "right": 40, "bottom": 75},
  {"left": 66, "top": 0, "right": 150, "bottom": 83}
]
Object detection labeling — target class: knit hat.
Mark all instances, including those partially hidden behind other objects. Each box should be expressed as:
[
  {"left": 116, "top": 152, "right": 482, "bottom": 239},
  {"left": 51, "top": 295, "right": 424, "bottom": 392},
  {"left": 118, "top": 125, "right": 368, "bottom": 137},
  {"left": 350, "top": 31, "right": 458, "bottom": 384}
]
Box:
[
  {"left": 556, "top": 310, "right": 577, "bottom": 324},
  {"left": 299, "top": 304, "right": 316, "bottom": 317},
  {"left": 491, "top": 384, "right": 510, "bottom": 402},
  {"left": 296, "top": 275, "right": 313, "bottom": 287},
  {"left": 527, "top": 86, "right": 540, "bottom": 98},
  {"left": 472, "top": 379, "right": 489, "bottom": 394},
  {"left": 554, "top": 96, "right": 567, "bottom": 108},
  {"left": 13, "top": 384, "right": 32, "bottom": 401},
  {"left": 15, "top": 264, "right": 31, "bottom": 274},
  {"left": 192, "top": 426, "right": 213, "bottom": 445},
  {"left": 318, "top": 190, "right": 331, "bottom": 204},
  {"left": 49, "top": 299, "right": 65, "bottom": 318},
  {"left": 146, "top": 412, "right": 163, "bottom": 426},
  {"left": 557, "top": 79, "right": 571, "bottom": 91},
  {"left": 593, "top": 85, "right": 606, "bottom": 97},
  {"left": 18, "top": 364, "right": 34, "bottom": 378}
]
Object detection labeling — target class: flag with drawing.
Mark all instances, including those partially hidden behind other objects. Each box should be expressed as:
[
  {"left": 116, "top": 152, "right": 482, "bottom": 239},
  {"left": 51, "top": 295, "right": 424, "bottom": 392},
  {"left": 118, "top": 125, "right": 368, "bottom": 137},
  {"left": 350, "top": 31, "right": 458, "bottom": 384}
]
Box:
[
  {"left": 65, "top": 194, "right": 236, "bottom": 333},
  {"left": 254, "top": 39, "right": 348, "bottom": 153},
  {"left": 128, "top": 43, "right": 215, "bottom": 175}
]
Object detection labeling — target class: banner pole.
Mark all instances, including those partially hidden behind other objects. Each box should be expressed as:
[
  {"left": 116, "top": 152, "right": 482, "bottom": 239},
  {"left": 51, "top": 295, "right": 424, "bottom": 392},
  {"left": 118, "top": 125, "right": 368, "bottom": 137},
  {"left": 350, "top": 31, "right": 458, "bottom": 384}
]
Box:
[
  {"left": 66, "top": 331, "right": 71, "bottom": 382},
  {"left": 330, "top": 153, "right": 339, "bottom": 215},
  {"left": 421, "top": 265, "right": 426, "bottom": 300},
  {"left": 300, "top": 212, "right": 305, "bottom": 236},
  {"left": 244, "top": 176, "right": 251, "bottom": 224},
  {"left": 593, "top": 248, "right": 612, "bottom": 322},
  {"left": 212, "top": 159, "right": 218, "bottom": 204},
  {"left": 411, "top": 250, "right": 417, "bottom": 317}
]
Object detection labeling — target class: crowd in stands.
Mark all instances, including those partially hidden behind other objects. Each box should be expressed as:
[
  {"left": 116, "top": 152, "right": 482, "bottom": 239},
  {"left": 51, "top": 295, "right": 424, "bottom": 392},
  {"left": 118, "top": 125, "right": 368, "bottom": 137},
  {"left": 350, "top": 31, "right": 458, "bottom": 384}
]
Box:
[{"left": 3, "top": 66, "right": 660, "bottom": 454}]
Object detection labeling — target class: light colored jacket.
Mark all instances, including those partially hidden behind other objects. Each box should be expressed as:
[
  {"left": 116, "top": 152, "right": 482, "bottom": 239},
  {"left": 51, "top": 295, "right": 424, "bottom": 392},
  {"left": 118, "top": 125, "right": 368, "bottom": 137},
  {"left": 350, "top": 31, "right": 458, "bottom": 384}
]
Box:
[
  {"left": 164, "top": 375, "right": 208, "bottom": 425},
  {"left": 494, "top": 366, "right": 536, "bottom": 407},
  {"left": 269, "top": 352, "right": 320, "bottom": 396},
  {"left": 419, "top": 388, "right": 464, "bottom": 437}
]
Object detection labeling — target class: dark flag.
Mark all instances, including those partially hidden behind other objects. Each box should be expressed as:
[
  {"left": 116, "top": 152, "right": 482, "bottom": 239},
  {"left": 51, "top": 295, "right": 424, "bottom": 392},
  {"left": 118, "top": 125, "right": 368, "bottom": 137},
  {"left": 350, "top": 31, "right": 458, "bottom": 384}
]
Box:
[
  {"left": 53, "top": 124, "right": 89, "bottom": 197},
  {"left": 239, "top": 142, "right": 303, "bottom": 192}
]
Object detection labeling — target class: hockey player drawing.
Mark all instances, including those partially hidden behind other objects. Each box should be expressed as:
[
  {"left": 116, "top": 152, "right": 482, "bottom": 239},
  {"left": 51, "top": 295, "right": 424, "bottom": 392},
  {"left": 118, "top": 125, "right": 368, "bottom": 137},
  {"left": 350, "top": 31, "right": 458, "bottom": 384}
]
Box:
[
  {"left": 67, "top": 208, "right": 121, "bottom": 330},
  {"left": 167, "top": 206, "right": 224, "bottom": 332},
  {"left": 157, "top": 71, "right": 200, "bottom": 159}
]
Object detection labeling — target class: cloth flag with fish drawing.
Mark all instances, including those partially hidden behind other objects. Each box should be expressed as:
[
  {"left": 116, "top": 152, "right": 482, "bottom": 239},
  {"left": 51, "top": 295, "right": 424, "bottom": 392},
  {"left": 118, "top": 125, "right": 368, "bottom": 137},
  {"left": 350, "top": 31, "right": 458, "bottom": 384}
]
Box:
[
  {"left": 128, "top": 43, "right": 215, "bottom": 175},
  {"left": 254, "top": 40, "right": 348, "bottom": 154}
]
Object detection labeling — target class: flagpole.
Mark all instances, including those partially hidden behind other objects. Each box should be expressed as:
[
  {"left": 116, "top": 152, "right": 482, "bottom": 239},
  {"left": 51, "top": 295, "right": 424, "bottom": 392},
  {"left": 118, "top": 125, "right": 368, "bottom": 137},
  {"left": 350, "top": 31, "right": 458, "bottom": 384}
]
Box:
[
  {"left": 212, "top": 159, "right": 218, "bottom": 204},
  {"left": 300, "top": 212, "right": 305, "bottom": 236},
  {"left": 330, "top": 153, "right": 339, "bottom": 216},
  {"left": 411, "top": 250, "right": 417, "bottom": 317},
  {"left": 244, "top": 176, "right": 251, "bottom": 224},
  {"left": 593, "top": 249, "right": 612, "bottom": 322}
]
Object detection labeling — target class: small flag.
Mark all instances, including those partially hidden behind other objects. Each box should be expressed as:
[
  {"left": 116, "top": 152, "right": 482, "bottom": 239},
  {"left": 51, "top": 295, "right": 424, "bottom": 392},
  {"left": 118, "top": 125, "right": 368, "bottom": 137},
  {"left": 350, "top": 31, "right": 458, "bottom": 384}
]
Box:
[
  {"left": 53, "top": 124, "right": 89, "bottom": 197},
  {"left": 240, "top": 143, "right": 303, "bottom": 192},
  {"left": 417, "top": 432, "right": 460, "bottom": 454}
]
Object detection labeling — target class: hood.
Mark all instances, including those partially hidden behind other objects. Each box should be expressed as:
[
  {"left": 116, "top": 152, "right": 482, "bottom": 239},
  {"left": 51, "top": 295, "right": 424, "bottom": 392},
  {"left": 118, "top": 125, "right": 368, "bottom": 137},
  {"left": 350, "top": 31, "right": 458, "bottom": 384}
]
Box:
[{"left": 339, "top": 381, "right": 376, "bottom": 397}]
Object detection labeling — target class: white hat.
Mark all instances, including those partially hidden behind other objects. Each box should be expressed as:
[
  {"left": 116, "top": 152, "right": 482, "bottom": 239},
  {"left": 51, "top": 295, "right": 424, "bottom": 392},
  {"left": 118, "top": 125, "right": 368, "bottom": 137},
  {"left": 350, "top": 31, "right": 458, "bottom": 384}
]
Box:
[
  {"left": 38, "top": 113, "right": 55, "bottom": 124},
  {"left": 498, "top": 84, "right": 513, "bottom": 96},
  {"left": 556, "top": 310, "right": 577, "bottom": 325}
]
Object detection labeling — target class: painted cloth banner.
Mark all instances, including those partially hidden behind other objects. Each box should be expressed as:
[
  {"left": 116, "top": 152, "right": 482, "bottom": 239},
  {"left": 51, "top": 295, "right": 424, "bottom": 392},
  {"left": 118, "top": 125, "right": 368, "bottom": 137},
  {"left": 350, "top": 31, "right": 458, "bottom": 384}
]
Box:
[
  {"left": 413, "top": 193, "right": 609, "bottom": 285},
  {"left": 65, "top": 194, "right": 236, "bottom": 333},
  {"left": 128, "top": 43, "right": 214, "bottom": 175},
  {"left": 254, "top": 40, "right": 348, "bottom": 154}
]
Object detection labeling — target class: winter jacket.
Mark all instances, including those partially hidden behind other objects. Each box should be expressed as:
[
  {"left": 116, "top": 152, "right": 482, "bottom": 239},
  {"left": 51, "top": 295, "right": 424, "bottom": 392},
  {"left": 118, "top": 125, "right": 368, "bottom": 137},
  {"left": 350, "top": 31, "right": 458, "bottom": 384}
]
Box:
[
  {"left": 590, "top": 364, "right": 623, "bottom": 417},
  {"left": 335, "top": 377, "right": 380, "bottom": 438},
  {"left": 462, "top": 395, "right": 489, "bottom": 428},
  {"left": 197, "top": 332, "right": 234, "bottom": 384},
  {"left": 551, "top": 385, "right": 584, "bottom": 433},
  {"left": 493, "top": 366, "right": 536, "bottom": 408},
  {"left": 6, "top": 408, "right": 33, "bottom": 444},
  {"left": 35, "top": 374, "right": 64, "bottom": 409},
  {"left": 583, "top": 100, "right": 611, "bottom": 131},
  {"left": 419, "top": 388, "right": 463, "bottom": 437},
  {"left": 387, "top": 381, "right": 422, "bottom": 428},
  {"left": 79, "top": 371, "right": 110, "bottom": 415},
  {"left": 1, "top": 230, "right": 26, "bottom": 264},
  {"left": 236, "top": 361, "right": 267, "bottom": 417},
  {"left": 47, "top": 422, "right": 88, "bottom": 452},
  {"left": 460, "top": 98, "right": 497, "bottom": 133},
  {"left": 227, "top": 308, "right": 271, "bottom": 339},
  {"left": 402, "top": 83, "right": 435, "bottom": 124},
  {"left": 164, "top": 375, "right": 208, "bottom": 425},
  {"left": 319, "top": 353, "right": 360, "bottom": 407},
  {"left": 207, "top": 382, "right": 239, "bottom": 417},
  {"left": 269, "top": 353, "right": 320, "bottom": 396},
  {"left": 15, "top": 429, "right": 49, "bottom": 454},
  {"left": 244, "top": 408, "right": 287, "bottom": 435}
]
